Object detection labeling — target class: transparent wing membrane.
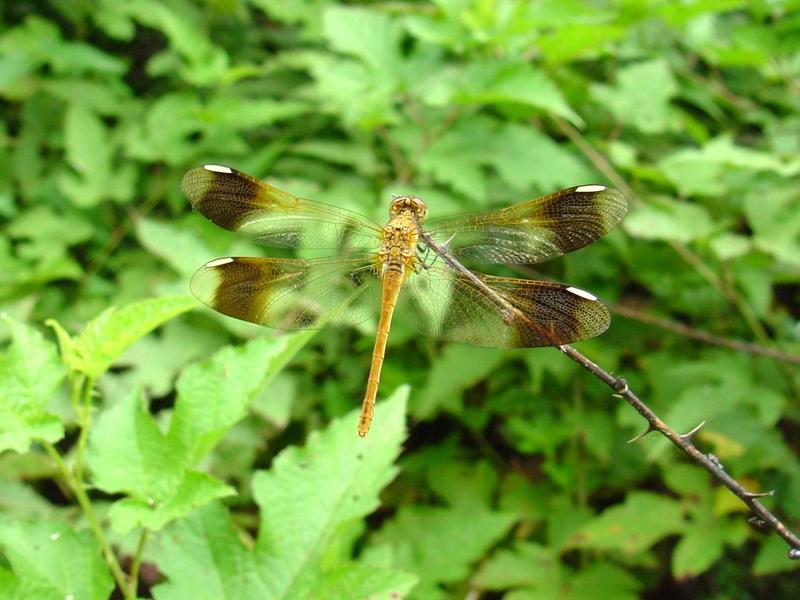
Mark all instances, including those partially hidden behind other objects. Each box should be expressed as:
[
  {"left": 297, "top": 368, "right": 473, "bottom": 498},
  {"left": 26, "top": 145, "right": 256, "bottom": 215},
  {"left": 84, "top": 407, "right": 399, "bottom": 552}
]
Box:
[
  {"left": 396, "top": 264, "right": 611, "bottom": 348},
  {"left": 183, "top": 165, "right": 625, "bottom": 349},
  {"left": 191, "top": 255, "right": 380, "bottom": 330},
  {"left": 182, "top": 165, "right": 382, "bottom": 252},
  {"left": 424, "top": 185, "right": 627, "bottom": 264}
]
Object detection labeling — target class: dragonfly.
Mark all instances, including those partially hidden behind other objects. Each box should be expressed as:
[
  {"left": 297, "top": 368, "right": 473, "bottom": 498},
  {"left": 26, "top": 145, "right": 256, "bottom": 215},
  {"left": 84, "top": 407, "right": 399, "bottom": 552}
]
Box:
[{"left": 182, "top": 164, "right": 627, "bottom": 437}]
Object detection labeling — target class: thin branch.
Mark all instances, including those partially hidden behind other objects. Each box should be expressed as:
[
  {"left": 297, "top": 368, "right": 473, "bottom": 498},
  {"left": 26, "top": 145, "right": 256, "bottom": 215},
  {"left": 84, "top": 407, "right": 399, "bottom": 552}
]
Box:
[
  {"left": 612, "top": 303, "right": 800, "bottom": 365},
  {"left": 415, "top": 218, "right": 800, "bottom": 560},
  {"left": 557, "top": 343, "right": 800, "bottom": 559}
]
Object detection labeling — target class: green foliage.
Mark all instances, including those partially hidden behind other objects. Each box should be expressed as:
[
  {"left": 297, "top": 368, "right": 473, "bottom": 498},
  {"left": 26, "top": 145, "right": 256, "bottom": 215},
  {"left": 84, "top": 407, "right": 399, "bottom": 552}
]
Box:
[
  {"left": 0, "top": 317, "right": 65, "bottom": 452},
  {"left": 1, "top": 0, "right": 799, "bottom": 598},
  {"left": 0, "top": 519, "right": 114, "bottom": 600}
]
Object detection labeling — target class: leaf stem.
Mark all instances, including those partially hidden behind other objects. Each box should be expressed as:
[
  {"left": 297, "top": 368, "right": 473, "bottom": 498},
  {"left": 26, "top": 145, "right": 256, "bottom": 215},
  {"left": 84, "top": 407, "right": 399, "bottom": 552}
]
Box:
[
  {"left": 126, "top": 528, "right": 149, "bottom": 598},
  {"left": 42, "top": 441, "right": 132, "bottom": 595},
  {"left": 73, "top": 376, "right": 95, "bottom": 483}
]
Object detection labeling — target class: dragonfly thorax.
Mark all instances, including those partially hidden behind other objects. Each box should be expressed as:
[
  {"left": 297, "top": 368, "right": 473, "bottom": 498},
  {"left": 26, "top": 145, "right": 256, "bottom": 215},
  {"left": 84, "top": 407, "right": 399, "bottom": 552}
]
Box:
[{"left": 389, "top": 195, "right": 427, "bottom": 223}]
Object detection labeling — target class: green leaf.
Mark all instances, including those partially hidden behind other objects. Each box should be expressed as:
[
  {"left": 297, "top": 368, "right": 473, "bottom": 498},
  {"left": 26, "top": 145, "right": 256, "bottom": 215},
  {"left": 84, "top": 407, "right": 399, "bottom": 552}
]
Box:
[
  {"left": 426, "top": 61, "right": 582, "bottom": 125},
  {"left": 744, "top": 189, "right": 800, "bottom": 267},
  {"left": 324, "top": 7, "right": 402, "bottom": 73},
  {"left": 59, "top": 103, "right": 112, "bottom": 207},
  {"left": 87, "top": 388, "right": 234, "bottom": 533},
  {"left": 152, "top": 388, "right": 411, "bottom": 600},
  {"left": 0, "top": 519, "right": 114, "bottom": 600},
  {"left": 108, "top": 470, "right": 235, "bottom": 533},
  {"left": 672, "top": 525, "right": 726, "bottom": 577},
  {"left": 56, "top": 295, "right": 197, "bottom": 379},
  {"left": 473, "top": 542, "right": 558, "bottom": 591},
  {"left": 136, "top": 218, "right": 216, "bottom": 279},
  {"left": 251, "top": 0, "right": 331, "bottom": 32},
  {"left": 252, "top": 387, "right": 408, "bottom": 598},
  {"left": 566, "top": 492, "right": 685, "bottom": 554},
  {"left": 625, "top": 198, "right": 715, "bottom": 243},
  {"left": 415, "top": 343, "right": 507, "bottom": 419},
  {"left": 591, "top": 59, "right": 678, "bottom": 133},
  {"left": 754, "top": 535, "right": 800, "bottom": 576},
  {"left": 658, "top": 136, "right": 800, "bottom": 196},
  {"left": 127, "top": 0, "right": 229, "bottom": 86},
  {"left": 490, "top": 124, "right": 594, "bottom": 192},
  {"left": 87, "top": 388, "right": 184, "bottom": 497},
  {"left": 308, "top": 565, "right": 417, "bottom": 600},
  {"left": 373, "top": 502, "right": 515, "bottom": 593},
  {"left": 169, "top": 332, "right": 315, "bottom": 464},
  {"left": 417, "top": 115, "right": 495, "bottom": 200},
  {"left": 0, "top": 317, "right": 65, "bottom": 452}
]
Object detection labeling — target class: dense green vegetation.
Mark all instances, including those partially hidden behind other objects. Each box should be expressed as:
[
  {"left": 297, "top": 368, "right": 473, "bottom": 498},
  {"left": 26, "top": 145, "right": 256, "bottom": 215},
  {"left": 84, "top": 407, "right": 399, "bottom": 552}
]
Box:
[{"left": 1, "top": 1, "right": 799, "bottom": 598}]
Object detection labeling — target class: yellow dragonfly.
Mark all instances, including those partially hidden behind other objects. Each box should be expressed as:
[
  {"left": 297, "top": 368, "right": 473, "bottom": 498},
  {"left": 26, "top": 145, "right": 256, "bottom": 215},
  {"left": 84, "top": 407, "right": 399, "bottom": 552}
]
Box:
[{"left": 182, "top": 165, "right": 627, "bottom": 436}]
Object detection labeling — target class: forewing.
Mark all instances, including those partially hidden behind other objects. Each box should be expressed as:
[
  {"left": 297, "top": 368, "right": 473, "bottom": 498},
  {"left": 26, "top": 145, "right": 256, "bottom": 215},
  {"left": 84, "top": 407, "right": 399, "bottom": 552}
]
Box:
[
  {"left": 424, "top": 185, "right": 627, "bottom": 264},
  {"left": 191, "top": 255, "right": 380, "bottom": 330},
  {"left": 182, "top": 165, "right": 382, "bottom": 252},
  {"left": 396, "top": 265, "right": 610, "bottom": 348}
]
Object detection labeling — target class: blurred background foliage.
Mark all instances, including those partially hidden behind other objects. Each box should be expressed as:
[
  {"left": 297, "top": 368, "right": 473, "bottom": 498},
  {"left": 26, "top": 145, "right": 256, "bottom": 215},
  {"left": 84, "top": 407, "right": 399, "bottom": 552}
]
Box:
[{"left": 1, "top": 0, "right": 800, "bottom": 598}]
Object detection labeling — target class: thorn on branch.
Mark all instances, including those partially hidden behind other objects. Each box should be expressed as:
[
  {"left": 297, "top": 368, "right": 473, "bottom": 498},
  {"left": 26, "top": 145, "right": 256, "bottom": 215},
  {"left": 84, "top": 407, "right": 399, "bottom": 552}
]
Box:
[
  {"left": 627, "top": 424, "right": 656, "bottom": 444},
  {"left": 680, "top": 420, "right": 706, "bottom": 441},
  {"left": 744, "top": 490, "right": 775, "bottom": 499},
  {"left": 749, "top": 516, "right": 770, "bottom": 531}
]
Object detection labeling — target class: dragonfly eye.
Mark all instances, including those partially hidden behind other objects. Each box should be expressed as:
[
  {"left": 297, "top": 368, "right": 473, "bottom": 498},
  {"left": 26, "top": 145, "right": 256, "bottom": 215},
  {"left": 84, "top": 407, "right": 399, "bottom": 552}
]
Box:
[{"left": 390, "top": 195, "right": 428, "bottom": 222}]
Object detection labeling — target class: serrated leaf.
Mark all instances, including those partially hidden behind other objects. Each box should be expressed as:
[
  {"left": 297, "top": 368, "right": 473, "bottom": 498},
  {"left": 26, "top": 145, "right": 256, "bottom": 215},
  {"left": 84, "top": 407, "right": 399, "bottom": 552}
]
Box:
[
  {"left": 108, "top": 471, "right": 235, "bottom": 533},
  {"left": 153, "top": 389, "right": 410, "bottom": 600},
  {"left": 87, "top": 389, "right": 235, "bottom": 533},
  {"left": 0, "top": 519, "right": 114, "bottom": 600},
  {"left": 87, "top": 388, "right": 184, "bottom": 497},
  {"left": 0, "top": 317, "right": 65, "bottom": 452},
  {"left": 62, "top": 295, "right": 197, "bottom": 379},
  {"left": 169, "top": 332, "right": 315, "bottom": 464},
  {"left": 307, "top": 564, "right": 418, "bottom": 600},
  {"left": 252, "top": 387, "right": 408, "bottom": 598}
]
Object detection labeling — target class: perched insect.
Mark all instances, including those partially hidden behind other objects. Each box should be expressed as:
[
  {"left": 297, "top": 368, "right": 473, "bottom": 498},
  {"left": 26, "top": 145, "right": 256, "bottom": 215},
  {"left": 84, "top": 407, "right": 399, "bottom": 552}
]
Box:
[{"left": 183, "top": 165, "right": 627, "bottom": 436}]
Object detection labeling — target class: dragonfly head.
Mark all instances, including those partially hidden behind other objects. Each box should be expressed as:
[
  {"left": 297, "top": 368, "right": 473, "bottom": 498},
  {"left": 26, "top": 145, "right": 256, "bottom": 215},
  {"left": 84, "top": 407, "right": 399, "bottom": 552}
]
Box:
[{"left": 390, "top": 195, "right": 428, "bottom": 223}]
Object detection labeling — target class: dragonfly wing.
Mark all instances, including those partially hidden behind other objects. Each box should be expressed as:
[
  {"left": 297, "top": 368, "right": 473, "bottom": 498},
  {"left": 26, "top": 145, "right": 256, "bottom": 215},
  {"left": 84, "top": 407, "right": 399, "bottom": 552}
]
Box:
[
  {"left": 191, "top": 255, "right": 380, "bottom": 330},
  {"left": 182, "top": 165, "right": 382, "bottom": 252},
  {"left": 396, "top": 264, "right": 610, "bottom": 348},
  {"left": 424, "top": 185, "right": 627, "bottom": 264}
]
